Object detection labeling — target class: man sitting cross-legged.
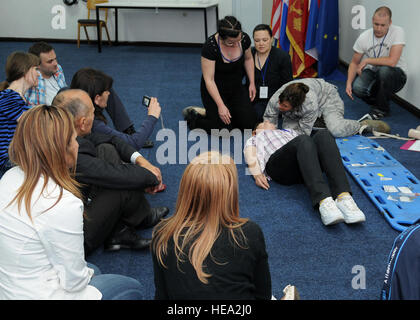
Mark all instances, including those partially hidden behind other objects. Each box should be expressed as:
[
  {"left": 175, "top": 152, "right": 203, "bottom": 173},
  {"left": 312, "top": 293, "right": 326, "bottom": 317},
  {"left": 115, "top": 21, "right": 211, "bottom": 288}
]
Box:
[{"left": 53, "top": 89, "right": 169, "bottom": 255}]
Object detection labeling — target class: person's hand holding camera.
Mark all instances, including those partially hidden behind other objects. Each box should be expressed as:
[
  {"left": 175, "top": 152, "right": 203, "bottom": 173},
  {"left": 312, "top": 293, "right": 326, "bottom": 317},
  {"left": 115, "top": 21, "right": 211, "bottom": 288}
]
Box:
[{"left": 147, "top": 97, "right": 161, "bottom": 119}]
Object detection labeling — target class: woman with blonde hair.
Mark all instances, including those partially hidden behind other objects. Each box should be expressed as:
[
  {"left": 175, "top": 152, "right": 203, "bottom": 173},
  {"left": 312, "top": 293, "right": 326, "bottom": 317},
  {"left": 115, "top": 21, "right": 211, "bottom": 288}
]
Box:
[
  {"left": 152, "top": 151, "right": 271, "bottom": 299},
  {"left": 0, "top": 105, "right": 144, "bottom": 300},
  {"left": 0, "top": 51, "right": 40, "bottom": 177}
]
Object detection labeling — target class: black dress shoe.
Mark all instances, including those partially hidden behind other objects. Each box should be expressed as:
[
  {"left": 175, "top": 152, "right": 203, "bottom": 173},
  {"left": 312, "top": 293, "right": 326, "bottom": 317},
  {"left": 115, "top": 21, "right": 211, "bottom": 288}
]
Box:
[
  {"left": 140, "top": 207, "right": 170, "bottom": 229},
  {"left": 104, "top": 225, "right": 152, "bottom": 252},
  {"left": 142, "top": 140, "right": 154, "bottom": 148},
  {"left": 185, "top": 109, "right": 200, "bottom": 130}
]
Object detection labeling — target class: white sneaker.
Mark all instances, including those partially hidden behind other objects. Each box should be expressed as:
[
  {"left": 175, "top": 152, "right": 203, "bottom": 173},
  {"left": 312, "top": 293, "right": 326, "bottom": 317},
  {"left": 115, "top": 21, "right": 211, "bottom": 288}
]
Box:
[
  {"left": 335, "top": 195, "right": 366, "bottom": 224},
  {"left": 281, "top": 285, "right": 300, "bottom": 300},
  {"left": 319, "top": 197, "right": 345, "bottom": 226}
]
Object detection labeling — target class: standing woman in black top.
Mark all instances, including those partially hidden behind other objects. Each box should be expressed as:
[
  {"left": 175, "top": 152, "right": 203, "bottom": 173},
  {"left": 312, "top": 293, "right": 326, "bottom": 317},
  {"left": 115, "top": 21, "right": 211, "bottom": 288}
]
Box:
[
  {"left": 184, "top": 16, "right": 257, "bottom": 133},
  {"left": 151, "top": 151, "right": 271, "bottom": 300},
  {"left": 251, "top": 24, "right": 293, "bottom": 122}
]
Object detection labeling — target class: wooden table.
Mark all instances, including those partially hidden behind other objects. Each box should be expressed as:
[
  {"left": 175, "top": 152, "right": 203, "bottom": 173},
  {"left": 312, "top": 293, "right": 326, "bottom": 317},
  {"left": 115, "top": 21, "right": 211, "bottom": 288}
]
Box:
[{"left": 95, "top": 1, "right": 219, "bottom": 52}]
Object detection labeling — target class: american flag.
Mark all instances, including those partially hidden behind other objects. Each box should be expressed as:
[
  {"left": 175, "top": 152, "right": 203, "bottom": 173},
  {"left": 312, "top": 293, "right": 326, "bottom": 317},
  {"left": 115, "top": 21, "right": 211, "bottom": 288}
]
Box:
[{"left": 270, "top": 0, "right": 289, "bottom": 50}]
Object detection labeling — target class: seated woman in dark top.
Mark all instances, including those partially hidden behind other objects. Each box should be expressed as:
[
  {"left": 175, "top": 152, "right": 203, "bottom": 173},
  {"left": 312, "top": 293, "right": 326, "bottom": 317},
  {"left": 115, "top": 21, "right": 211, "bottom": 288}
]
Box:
[
  {"left": 249, "top": 24, "right": 293, "bottom": 122},
  {"left": 70, "top": 68, "right": 161, "bottom": 151},
  {"left": 151, "top": 151, "right": 271, "bottom": 300},
  {"left": 183, "top": 16, "right": 257, "bottom": 133}
]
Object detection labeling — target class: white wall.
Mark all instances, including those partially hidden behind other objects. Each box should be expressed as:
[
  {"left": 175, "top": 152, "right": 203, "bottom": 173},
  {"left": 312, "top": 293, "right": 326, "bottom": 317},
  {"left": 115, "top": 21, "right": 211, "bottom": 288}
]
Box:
[
  {"left": 232, "top": 0, "right": 262, "bottom": 36},
  {"left": 339, "top": 0, "right": 420, "bottom": 110},
  {"left": 0, "top": 0, "right": 233, "bottom": 43},
  {"left": 1, "top": 0, "right": 418, "bottom": 109}
]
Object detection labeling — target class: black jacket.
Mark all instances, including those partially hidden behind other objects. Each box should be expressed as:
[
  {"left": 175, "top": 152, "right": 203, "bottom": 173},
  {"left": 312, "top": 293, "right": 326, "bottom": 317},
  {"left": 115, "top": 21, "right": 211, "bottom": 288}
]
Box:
[{"left": 75, "top": 132, "right": 159, "bottom": 193}]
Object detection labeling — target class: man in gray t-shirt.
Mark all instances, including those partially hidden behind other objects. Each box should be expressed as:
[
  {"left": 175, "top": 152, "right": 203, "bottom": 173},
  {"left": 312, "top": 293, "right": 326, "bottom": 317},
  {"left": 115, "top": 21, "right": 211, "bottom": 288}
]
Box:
[{"left": 346, "top": 6, "right": 407, "bottom": 119}]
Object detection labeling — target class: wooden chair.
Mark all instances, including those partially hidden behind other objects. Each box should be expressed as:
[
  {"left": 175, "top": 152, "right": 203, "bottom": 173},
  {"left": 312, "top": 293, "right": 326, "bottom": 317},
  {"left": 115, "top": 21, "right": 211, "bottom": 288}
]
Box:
[{"left": 77, "top": 0, "right": 112, "bottom": 48}]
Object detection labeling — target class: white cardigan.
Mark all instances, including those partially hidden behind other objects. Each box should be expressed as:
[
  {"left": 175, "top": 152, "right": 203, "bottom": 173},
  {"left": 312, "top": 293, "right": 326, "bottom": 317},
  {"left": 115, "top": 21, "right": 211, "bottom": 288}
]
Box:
[{"left": 0, "top": 167, "right": 101, "bottom": 300}]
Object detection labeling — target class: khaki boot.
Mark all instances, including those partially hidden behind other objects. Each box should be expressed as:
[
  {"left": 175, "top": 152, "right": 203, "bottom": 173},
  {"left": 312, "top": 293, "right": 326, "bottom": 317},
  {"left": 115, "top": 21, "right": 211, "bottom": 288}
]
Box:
[{"left": 359, "top": 119, "right": 391, "bottom": 134}]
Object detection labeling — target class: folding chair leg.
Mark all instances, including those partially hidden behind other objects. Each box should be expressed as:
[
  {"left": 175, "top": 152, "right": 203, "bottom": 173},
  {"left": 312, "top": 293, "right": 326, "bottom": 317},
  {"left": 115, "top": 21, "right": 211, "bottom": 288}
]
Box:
[
  {"left": 103, "top": 24, "right": 112, "bottom": 46},
  {"left": 83, "top": 26, "right": 90, "bottom": 44},
  {"left": 77, "top": 23, "right": 81, "bottom": 48}
]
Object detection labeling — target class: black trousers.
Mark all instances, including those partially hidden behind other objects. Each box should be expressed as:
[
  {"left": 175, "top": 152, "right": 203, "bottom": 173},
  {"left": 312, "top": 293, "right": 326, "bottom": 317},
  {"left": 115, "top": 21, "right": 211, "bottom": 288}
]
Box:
[
  {"left": 105, "top": 88, "right": 134, "bottom": 132},
  {"left": 197, "top": 82, "right": 257, "bottom": 133},
  {"left": 59, "top": 87, "right": 133, "bottom": 132},
  {"left": 83, "top": 143, "right": 151, "bottom": 255},
  {"left": 265, "top": 130, "right": 351, "bottom": 207}
]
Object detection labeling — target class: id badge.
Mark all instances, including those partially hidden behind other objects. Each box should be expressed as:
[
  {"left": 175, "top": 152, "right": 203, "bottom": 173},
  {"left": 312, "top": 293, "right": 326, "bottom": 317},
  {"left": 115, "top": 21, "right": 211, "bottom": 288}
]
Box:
[{"left": 259, "top": 86, "right": 268, "bottom": 99}]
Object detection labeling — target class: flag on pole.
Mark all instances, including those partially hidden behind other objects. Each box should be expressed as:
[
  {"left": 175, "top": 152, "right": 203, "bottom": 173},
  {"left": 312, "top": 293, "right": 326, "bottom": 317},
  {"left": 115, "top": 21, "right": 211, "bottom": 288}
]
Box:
[
  {"left": 286, "top": 0, "right": 317, "bottom": 78},
  {"left": 305, "top": 0, "right": 320, "bottom": 61},
  {"left": 315, "top": 0, "right": 339, "bottom": 77},
  {"left": 271, "top": 0, "right": 290, "bottom": 51}
]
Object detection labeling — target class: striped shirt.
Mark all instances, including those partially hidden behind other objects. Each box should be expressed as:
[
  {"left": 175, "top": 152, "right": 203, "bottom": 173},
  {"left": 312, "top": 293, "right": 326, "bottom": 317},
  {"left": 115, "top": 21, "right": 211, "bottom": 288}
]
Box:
[
  {"left": 25, "top": 64, "right": 67, "bottom": 106},
  {"left": 0, "top": 90, "right": 31, "bottom": 167},
  {"left": 245, "top": 128, "right": 299, "bottom": 178}
]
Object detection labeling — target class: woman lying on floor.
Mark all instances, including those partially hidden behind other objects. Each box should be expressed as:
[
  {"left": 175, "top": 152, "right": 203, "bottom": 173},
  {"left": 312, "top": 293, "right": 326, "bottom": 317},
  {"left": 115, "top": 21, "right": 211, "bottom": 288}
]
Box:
[{"left": 244, "top": 121, "right": 366, "bottom": 226}]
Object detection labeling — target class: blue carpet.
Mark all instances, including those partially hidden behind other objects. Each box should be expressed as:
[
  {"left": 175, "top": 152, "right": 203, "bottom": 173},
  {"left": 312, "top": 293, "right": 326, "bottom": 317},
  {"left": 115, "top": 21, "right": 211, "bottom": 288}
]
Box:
[{"left": 1, "top": 41, "right": 419, "bottom": 300}]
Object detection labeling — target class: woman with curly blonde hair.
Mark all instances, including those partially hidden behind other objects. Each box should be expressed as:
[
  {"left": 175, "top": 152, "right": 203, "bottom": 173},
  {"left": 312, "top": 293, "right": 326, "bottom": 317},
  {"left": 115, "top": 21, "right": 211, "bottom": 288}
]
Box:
[{"left": 152, "top": 151, "right": 271, "bottom": 299}]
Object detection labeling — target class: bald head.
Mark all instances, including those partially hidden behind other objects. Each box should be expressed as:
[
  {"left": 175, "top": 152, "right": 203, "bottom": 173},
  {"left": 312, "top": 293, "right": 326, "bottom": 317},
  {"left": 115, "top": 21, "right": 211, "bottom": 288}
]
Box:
[
  {"left": 372, "top": 6, "right": 392, "bottom": 38},
  {"left": 374, "top": 6, "right": 392, "bottom": 20},
  {"left": 52, "top": 89, "right": 92, "bottom": 116},
  {"left": 52, "top": 89, "right": 95, "bottom": 136}
]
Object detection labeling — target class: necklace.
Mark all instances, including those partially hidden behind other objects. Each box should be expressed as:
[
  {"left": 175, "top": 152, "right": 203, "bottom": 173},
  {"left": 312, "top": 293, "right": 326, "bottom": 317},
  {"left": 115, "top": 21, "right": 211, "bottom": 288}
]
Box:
[{"left": 217, "top": 35, "right": 243, "bottom": 63}]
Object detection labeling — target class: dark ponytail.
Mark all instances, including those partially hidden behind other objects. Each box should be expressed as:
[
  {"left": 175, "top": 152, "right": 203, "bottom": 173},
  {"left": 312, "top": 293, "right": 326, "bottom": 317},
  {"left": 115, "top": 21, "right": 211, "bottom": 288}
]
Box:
[{"left": 279, "top": 83, "right": 309, "bottom": 111}]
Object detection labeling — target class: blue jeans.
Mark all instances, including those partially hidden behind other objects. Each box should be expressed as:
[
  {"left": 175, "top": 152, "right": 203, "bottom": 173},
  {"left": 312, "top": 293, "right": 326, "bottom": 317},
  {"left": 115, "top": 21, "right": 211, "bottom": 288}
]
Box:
[
  {"left": 87, "top": 263, "right": 145, "bottom": 300},
  {"left": 352, "top": 66, "right": 407, "bottom": 113}
]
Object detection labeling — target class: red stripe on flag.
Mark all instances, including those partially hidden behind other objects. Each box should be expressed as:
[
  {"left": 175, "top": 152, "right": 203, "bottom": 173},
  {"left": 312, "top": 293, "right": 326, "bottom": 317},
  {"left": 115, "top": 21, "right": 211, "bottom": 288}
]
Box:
[{"left": 271, "top": 0, "right": 282, "bottom": 38}]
